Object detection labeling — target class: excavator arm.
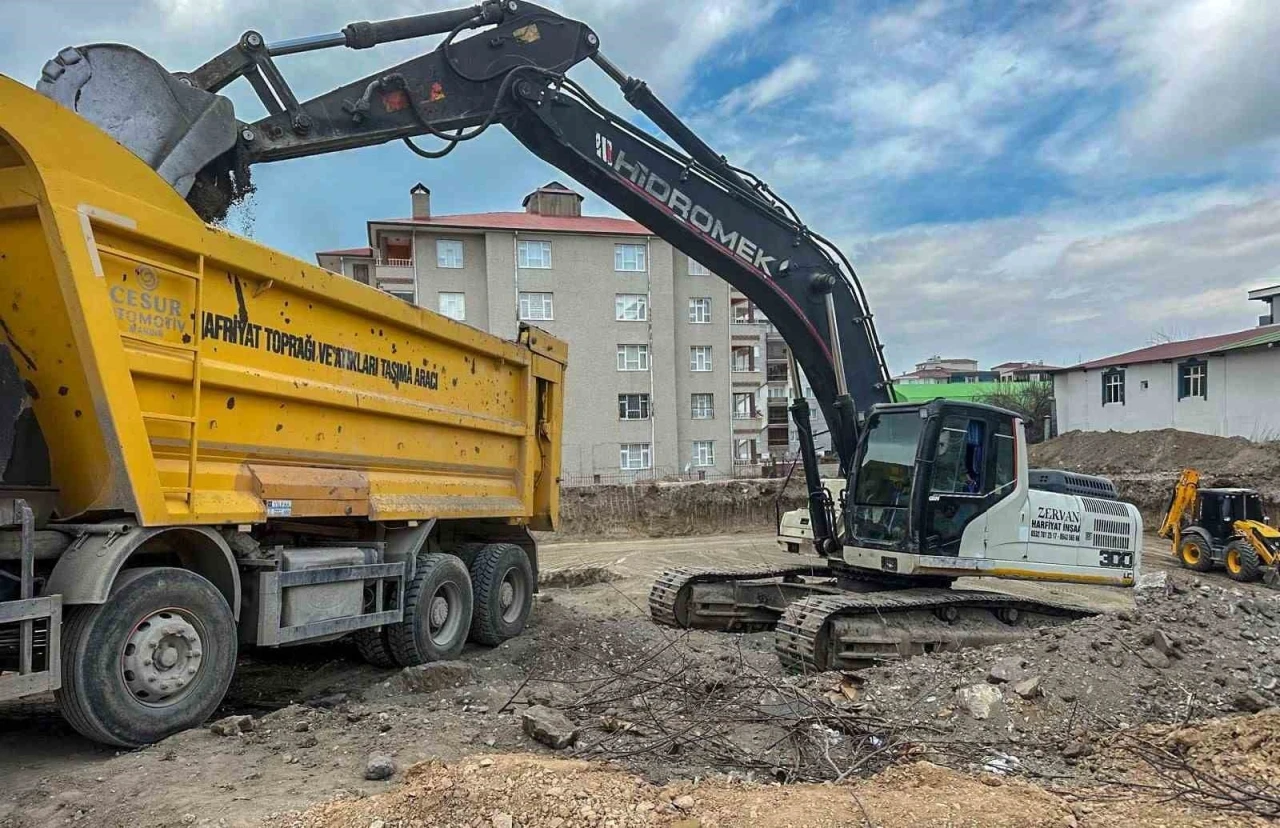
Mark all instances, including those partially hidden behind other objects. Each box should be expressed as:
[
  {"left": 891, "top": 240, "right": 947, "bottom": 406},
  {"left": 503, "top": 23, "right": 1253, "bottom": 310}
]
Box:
[{"left": 37, "top": 1, "right": 893, "bottom": 552}]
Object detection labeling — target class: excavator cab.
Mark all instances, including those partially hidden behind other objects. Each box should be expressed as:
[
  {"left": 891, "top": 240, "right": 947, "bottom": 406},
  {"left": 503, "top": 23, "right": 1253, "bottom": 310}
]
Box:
[{"left": 846, "top": 400, "right": 1017, "bottom": 558}]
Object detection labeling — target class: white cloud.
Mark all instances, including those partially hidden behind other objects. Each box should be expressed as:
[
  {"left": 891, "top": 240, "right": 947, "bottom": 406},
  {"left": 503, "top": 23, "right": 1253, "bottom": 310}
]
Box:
[{"left": 718, "top": 56, "right": 819, "bottom": 114}]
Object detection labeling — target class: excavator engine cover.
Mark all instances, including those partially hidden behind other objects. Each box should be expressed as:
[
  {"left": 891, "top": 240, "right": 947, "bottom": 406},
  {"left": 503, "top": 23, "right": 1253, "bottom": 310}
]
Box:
[{"left": 36, "top": 44, "right": 237, "bottom": 198}]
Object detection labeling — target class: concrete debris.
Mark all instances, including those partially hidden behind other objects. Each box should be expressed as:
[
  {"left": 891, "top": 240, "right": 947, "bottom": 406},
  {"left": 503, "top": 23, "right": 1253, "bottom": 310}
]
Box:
[
  {"left": 392, "top": 661, "right": 475, "bottom": 694},
  {"left": 1136, "top": 647, "right": 1171, "bottom": 669},
  {"left": 522, "top": 705, "right": 579, "bottom": 749},
  {"left": 1060, "top": 740, "right": 1093, "bottom": 759},
  {"left": 1152, "top": 629, "right": 1180, "bottom": 657},
  {"left": 364, "top": 755, "right": 396, "bottom": 781},
  {"left": 956, "top": 684, "right": 1004, "bottom": 720},
  {"left": 1012, "top": 675, "right": 1042, "bottom": 699},
  {"left": 672, "top": 795, "right": 696, "bottom": 811},
  {"left": 987, "top": 657, "right": 1028, "bottom": 684},
  {"left": 1135, "top": 571, "right": 1168, "bottom": 592},
  {"left": 208, "top": 715, "right": 255, "bottom": 737}
]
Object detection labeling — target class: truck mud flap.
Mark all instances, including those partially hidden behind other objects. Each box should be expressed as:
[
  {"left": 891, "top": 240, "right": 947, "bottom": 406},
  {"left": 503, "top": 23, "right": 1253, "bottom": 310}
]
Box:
[{"left": 254, "top": 562, "right": 405, "bottom": 646}]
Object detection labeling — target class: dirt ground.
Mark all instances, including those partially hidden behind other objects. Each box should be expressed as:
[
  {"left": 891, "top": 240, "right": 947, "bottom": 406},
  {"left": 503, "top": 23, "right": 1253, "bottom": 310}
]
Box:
[{"left": 1, "top": 533, "right": 1276, "bottom": 828}]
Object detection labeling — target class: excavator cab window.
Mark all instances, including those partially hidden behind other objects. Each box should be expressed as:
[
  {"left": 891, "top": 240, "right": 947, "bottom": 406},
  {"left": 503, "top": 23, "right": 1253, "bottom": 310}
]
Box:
[
  {"left": 849, "top": 410, "right": 923, "bottom": 545},
  {"left": 921, "top": 408, "right": 1018, "bottom": 556}
]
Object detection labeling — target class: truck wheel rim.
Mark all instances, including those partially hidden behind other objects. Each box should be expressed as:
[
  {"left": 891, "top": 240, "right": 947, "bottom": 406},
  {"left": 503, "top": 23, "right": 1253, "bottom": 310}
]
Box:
[
  {"left": 427, "top": 582, "right": 463, "bottom": 646},
  {"left": 499, "top": 568, "right": 526, "bottom": 624},
  {"left": 1183, "top": 544, "right": 1200, "bottom": 565},
  {"left": 122, "top": 608, "right": 205, "bottom": 708},
  {"left": 1227, "top": 549, "right": 1241, "bottom": 574}
]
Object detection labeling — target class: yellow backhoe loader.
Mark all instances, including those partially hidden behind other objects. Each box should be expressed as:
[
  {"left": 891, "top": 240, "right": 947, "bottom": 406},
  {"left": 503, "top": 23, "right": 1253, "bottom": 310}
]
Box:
[{"left": 1159, "top": 469, "right": 1280, "bottom": 585}]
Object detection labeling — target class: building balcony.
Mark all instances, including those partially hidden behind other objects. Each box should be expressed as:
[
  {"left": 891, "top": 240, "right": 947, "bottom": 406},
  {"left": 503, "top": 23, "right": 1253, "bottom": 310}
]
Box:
[{"left": 376, "top": 257, "right": 415, "bottom": 282}]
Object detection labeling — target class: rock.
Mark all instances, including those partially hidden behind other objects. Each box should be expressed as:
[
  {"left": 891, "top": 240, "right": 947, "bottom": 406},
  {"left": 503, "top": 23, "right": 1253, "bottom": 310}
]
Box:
[
  {"left": 369, "top": 821, "right": 386, "bottom": 828},
  {"left": 1233, "top": 690, "right": 1271, "bottom": 713},
  {"left": 208, "top": 715, "right": 255, "bottom": 736},
  {"left": 364, "top": 755, "right": 396, "bottom": 781},
  {"left": 522, "top": 705, "right": 579, "bottom": 749},
  {"left": 1012, "top": 676, "right": 1042, "bottom": 699},
  {"left": 957, "top": 684, "right": 1004, "bottom": 720},
  {"left": 1236, "top": 732, "right": 1267, "bottom": 752},
  {"left": 492, "top": 813, "right": 514, "bottom": 828},
  {"left": 309, "top": 692, "right": 349, "bottom": 709},
  {"left": 1137, "top": 648, "right": 1171, "bottom": 669},
  {"left": 988, "top": 657, "right": 1027, "bottom": 684},
  {"left": 672, "top": 795, "right": 696, "bottom": 811},
  {"left": 293, "top": 721, "right": 311, "bottom": 733},
  {"left": 1153, "top": 629, "right": 1179, "bottom": 656},
  {"left": 479, "top": 757, "right": 495, "bottom": 768},
  {"left": 393, "top": 661, "right": 475, "bottom": 694},
  {"left": 1061, "top": 740, "right": 1093, "bottom": 759},
  {"left": 1136, "top": 571, "right": 1168, "bottom": 593}
]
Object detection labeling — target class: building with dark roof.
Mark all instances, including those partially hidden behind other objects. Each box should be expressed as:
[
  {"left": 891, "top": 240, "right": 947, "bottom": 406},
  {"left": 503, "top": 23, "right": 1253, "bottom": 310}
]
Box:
[{"left": 1051, "top": 291, "right": 1280, "bottom": 438}]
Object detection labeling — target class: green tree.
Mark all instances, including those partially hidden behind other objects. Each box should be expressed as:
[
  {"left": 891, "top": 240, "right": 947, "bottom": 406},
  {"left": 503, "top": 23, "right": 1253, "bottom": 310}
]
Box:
[{"left": 979, "top": 382, "right": 1054, "bottom": 443}]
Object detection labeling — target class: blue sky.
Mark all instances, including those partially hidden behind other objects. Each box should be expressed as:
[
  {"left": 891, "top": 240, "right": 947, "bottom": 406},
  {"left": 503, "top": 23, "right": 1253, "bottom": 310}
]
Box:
[{"left": 4, "top": 0, "right": 1280, "bottom": 373}]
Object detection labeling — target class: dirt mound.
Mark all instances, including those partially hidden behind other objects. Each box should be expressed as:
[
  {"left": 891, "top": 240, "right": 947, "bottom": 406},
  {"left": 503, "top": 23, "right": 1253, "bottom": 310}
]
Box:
[
  {"left": 267, "top": 752, "right": 1257, "bottom": 828},
  {"left": 554, "top": 479, "right": 806, "bottom": 540},
  {"left": 1031, "top": 429, "right": 1280, "bottom": 521},
  {"left": 538, "top": 566, "right": 621, "bottom": 589},
  {"left": 1032, "top": 429, "right": 1280, "bottom": 477},
  {"left": 852, "top": 571, "right": 1280, "bottom": 781}
]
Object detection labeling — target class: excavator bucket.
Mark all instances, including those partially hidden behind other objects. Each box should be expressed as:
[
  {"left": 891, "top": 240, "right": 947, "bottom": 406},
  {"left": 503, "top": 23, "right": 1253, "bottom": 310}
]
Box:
[{"left": 36, "top": 45, "right": 237, "bottom": 198}]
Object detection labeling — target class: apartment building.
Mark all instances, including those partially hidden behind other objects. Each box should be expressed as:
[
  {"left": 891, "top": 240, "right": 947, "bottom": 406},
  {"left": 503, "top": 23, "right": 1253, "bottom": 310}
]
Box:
[{"left": 317, "top": 182, "right": 774, "bottom": 482}]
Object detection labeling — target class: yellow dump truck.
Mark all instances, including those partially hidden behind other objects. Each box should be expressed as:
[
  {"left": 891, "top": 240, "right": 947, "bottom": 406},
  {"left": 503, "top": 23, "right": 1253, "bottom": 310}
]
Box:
[{"left": 0, "top": 77, "right": 565, "bottom": 746}]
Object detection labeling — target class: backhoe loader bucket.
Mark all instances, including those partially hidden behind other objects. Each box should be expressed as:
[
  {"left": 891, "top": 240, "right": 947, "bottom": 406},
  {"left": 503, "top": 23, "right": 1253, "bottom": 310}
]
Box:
[{"left": 36, "top": 45, "right": 237, "bottom": 198}]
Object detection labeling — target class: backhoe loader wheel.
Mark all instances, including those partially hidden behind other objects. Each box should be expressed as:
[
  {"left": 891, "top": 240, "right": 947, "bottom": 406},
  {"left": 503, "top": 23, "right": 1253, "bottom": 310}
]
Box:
[
  {"left": 1225, "top": 539, "right": 1261, "bottom": 582},
  {"left": 387, "top": 553, "right": 473, "bottom": 666},
  {"left": 468, "top": 543, "right": 534, "bottom": 646},
  {"left": 352, "top": 627, "right": 398, "bottom": 668},
  {"left": 56, "top": 567, "right": 236, "bottom": 748},
  {"left": 1179, "top": 536, "right": 1214, "bottom": 572}
]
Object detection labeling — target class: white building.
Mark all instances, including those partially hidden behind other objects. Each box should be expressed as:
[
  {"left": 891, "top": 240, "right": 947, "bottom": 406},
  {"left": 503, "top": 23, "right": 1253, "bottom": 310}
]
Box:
[{"left": 1053, "top": 287, "right": 1280, "bottom": 439}]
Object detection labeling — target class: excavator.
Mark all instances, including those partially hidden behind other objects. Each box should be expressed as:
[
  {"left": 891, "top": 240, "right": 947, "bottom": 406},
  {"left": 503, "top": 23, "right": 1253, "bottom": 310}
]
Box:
[
  {"left": 1159, "top": 469, "right": 1280, "bottom": 585},
  {"left": 25, "top": 0, "right": 1143, "bottom": 674}
]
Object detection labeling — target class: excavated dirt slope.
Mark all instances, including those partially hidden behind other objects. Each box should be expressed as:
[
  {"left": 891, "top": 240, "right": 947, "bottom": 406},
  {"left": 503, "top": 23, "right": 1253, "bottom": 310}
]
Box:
[
  {"left": 555, "top": 479, "right": 806, "bottom": 539},
  {"left": 1031, "top": 429, "right": 1280, "bottom": 521}
]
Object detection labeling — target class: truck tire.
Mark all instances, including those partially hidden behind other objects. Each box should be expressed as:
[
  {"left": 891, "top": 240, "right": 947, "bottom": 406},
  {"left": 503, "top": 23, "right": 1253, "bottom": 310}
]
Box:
[
  {"left": 1178, "top": 536, "right": 1214, "bottom": 572},
  {"left": 468, "top": 543, "right": 534, "bottom": 646},
  {"left": 352, "top": 627, "right": 398, "bottom": 668},
  {"left": 56, "top": 567, "right": 236, "bottom": 748},
  {"left": 387, "top": 553, "right": 473, "bottom": 666},
  {"left": 1225, "top": 539, "right": 1261, "bottom": 582}
]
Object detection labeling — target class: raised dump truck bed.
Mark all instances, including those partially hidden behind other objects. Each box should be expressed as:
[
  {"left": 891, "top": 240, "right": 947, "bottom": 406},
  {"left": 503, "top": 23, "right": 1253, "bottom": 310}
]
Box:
[{"left": 0, "top": 76, "right": 565, "bottom": 746}]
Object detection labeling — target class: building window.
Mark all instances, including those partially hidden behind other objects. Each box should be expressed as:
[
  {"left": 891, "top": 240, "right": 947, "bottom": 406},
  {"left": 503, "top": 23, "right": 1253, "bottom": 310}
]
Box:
[
  {"left": 1102, "top": 368, "right": 1125, "bottom": 406},
  {"left": 617, "top": 344, "right": 650, "bottom": 371},
  {"left": 691, "top": 393, "right": 714, "bottom": 419},
  {"left": 620, "top": 443, "right": 652, "bottom": 470},
  {"left": 688, "top": 297, "right": 712, "bottom": 324},
  {"left": 690, "top": 345, "right": 713, "bottom": 372},
  {"left": 732, "top": 392, "right": 756, "bottom": 420},
  {"left": 352, "top": 263, "right": 371, "bottom": 284},
  {"left": 615, "top": 293, "right": 649, "bottom": 321},
  {"left": 688, "top": 257, "right": 710, "bottom": 276},
  {"left": 767, "top": 386, "right": 790, "bottom": 399},
  {"left": 436, "top": 239, "right": 464, "bottom": 269},
  {"left": 438, "top": 292, "right": 465, "bottom": 320},
  {"left": 519, "top": 291, "right": 554, "bottom": 321},
  {"left": 1178, "top": 359, "right": 1207, "bottom": 400},
  {"left": 732, "top": 345, "right": 758, "bottom": 373},
  {"left": 734, "top": 439, "right": 757, "bottom": 464},
  {"left": 615, "top": 243, "right": 647, "bottom": 272},
  {"left": 388, "top": 290, "right": 415, "bottom": 304},
  {"left": 767, "top": 363, "right": 789, "bottom": 383},
  {"left": 518, "top": 240, "right": 552, "bottom": 269},
  {"left": 618, "top": 393, "right": 651, "bottom": 420},
  {"left": 768, "top": 405, "right": 789, "bottom": 426},
  {"left": 692, "top": 440, "right": 715, "bottom": 467}
]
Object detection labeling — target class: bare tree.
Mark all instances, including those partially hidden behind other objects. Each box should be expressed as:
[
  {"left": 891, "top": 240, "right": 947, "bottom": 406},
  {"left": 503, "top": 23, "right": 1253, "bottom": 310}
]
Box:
[{"left": 979, "top": 381, "right": 1054, "bottom": 443}]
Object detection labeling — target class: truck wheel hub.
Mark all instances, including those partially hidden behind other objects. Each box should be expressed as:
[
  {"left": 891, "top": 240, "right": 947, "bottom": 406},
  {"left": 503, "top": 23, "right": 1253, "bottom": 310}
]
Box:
[
  {"left": 430, "top": 595, "right": 450, "bottom": 627},
  {"left": 122, "top": 609, "right": 204, "bottom": 706},
  {"left": 499, "top": 581, "right": 515, "bottom": 610}
]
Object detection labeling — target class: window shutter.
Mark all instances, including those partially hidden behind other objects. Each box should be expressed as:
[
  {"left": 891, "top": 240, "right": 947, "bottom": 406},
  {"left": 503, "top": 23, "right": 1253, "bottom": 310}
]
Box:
[{"left": 1119, "top": 371, "right": 1125, "bottom": 404}]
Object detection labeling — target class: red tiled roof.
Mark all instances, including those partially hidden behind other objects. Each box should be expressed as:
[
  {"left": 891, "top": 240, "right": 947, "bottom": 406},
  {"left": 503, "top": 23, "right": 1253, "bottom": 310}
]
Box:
[
  {"left": 1064, "top": 324, "right": 1280, "bottom": 371},
  {"left": 991, "top": 361, "right": 1064, "bottom": 372},
  {"left": 370, "top": 212, "right": 652, "bottom": 236},
  {"left": 897, "top": 368, "right": 953, "bottom": 379},
  {"left": 316, "top": 246, "right": 373, "bottom": 257}
]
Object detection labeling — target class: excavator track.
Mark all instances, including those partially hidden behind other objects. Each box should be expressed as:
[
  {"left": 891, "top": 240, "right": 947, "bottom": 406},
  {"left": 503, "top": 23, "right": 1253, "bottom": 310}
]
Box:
[
  {"left": 649, "top": 564, "right": 836, "bottom": 631},
  {"left": 775, "top": 589, "right": 1094, "bottom": 673}
]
